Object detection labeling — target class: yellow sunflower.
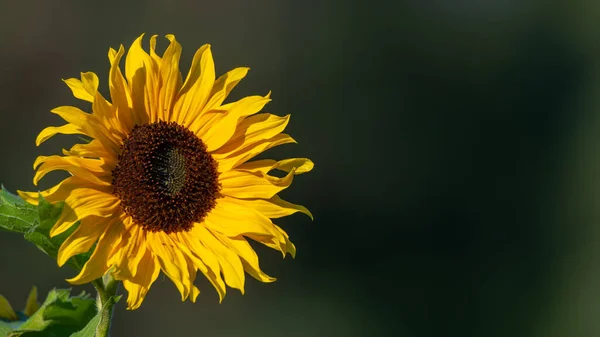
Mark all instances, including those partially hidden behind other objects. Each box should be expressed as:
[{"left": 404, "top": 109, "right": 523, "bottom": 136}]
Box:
[{"left": 18, "top": 34, "right": 312, "bottom": 310}]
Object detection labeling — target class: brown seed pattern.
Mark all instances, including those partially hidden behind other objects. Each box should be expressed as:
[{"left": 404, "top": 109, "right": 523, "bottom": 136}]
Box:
[{"left": 111, "top": 121, "right": 220, "bottom": 233}]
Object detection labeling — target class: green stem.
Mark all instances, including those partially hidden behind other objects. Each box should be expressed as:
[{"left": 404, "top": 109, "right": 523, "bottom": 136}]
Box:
[
  {"left": 92, "top": 276, "right": 118, "bottom": 337},
  {"left": 91, "top": 279, "right": 106, "bottom": 301}
]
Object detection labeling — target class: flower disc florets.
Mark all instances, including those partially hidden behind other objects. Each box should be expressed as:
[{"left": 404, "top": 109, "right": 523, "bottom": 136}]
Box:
[{"left": 111, "top": 120, "right": 220, "bottom": 233}]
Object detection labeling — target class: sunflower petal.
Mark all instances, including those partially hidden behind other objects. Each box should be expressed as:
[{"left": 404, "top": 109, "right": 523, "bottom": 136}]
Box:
[
  {"left": 175, "top": 44, "right": 214, "bottom": 126},
  {"left": 197, "top": 94, "right": 271, "bottom": 152},
  {"left": 149, "top": 35, "right": 162, "bottom": 67},
  {"left": 147, "top": 232, "right": 192, "bottom": 301},
  {"left": 57, "top": 216, "right": 105, "bottom": 266},
  {"left": 275, "top": 224, "right": 296, "bottom": 258},
  {"left": 183, "top": 259, "right": 201, "bottom": 303},
  {"left": 62, "top": 140, "right": 116, "bottom": 165},
  {"left": 214, "top": 133, "right": 297, "bottom": 172},
  {"left": 62, "top": 72, "right": 99, "bottom": 103},
  {"left": 246, "top": 224, "right": 295, "bottom": 258},
  {"left": 203, "top": 67, "right": 249, "bottom": 112},
  {"left": 225, "top": 195, "right": 313, "bottom": 220},
  {"left": 125, "top": 34, "right": 157, "bottom": 125},
  {"left": 204, "top": 198, "right": 283, "bottom": 237},
  {"left": 125, "top": 34, "right": 148, "bottom": 84},
  {"left": 50, "top": 106, "right": 121, "bottom": 149},
  {"left": 108, "top": 45, "right": 134, "bottom": 130},
  {"left": 18, "top": 176, "right": 95, "bottom": 206},
  {"left": 51, "top": 191, "right": 119, "bottom": 237},
  {"left": 122, "top": 249, "right": 160, "bottom": 310},
  {"left": 213, "top": 113, "right": 290, "bottom": 154},
  {"left": 158, "top": 35, "right": 183, "bottom": 121},
  {"left": 215, "top": 234, "right": 276, "bottom": 283},
  {"left": 112, "top": 221, "right": 147, "bottom": 279},
  {"left": 177, "top": 231, "right": 227, "bottom": 302},
  {"left": 193, "top": 226, "right": 245, "bottom": 293},
  {"left": 219, "top": 168, "right": 295, "bottom": 199},
  {"left": 237, "top": 158, "right": 314, "bottom": 175},
  {"left": 33, "top": 156, "right": 110, "bottom": 186},
  {"left": 67, "top": 218, "right": 123, "bottom": 284},
  {"left": 36, "top": 124, "right": 83, "bottom": 146}
]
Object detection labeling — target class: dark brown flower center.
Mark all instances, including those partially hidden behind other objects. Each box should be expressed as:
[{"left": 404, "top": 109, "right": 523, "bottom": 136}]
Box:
[{"left": 111, "top": 121, "right": 220, "bottom": 233}]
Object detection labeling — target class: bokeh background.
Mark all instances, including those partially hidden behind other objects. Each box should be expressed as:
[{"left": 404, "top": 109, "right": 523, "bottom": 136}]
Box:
[{"left": 2, "top": 0, "right": 600, "bottom": 336}]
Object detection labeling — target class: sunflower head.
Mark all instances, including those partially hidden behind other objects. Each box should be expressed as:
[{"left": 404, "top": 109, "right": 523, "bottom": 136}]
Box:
[{"left": 19, "top": 34, "right": 313, "bottom": 309}]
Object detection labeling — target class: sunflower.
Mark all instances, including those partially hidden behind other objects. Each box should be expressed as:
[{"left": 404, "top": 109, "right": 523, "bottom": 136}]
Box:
[
  {"left": 0, "top": 287, "right": 39, "bottom": 327},
  {"left": 18, "top": 34, "right": 312, "bottom": 310}
]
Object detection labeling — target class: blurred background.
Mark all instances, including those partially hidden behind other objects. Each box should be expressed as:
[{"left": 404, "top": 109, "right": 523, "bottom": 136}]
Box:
[{"left": 2, "top": 0, "right": 600, "bottom": 336}]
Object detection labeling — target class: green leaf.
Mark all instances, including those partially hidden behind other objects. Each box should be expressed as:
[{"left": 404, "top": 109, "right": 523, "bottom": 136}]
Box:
[
  {"left": 0, "top": 321, "right": 13, "bottom": 337},
  {"left": 0, "top": 186, "right": 94, "bottom": 269},
  {"left": 23, "top": 196, "right": 91, "bottom": 269},
  {"left": 69, "top": 296, "right": 121, "bottom": 337},
  {"left": 0, "top": 186, "right": 25, "bottom": 205},
  {"left": 68, "top": 314, "right": 99, "bottom": 337},
  {"left": 23, "top": 197, "right": 68, "bottom": 261},
  {"left": 7, "top": 289, "right": 96, "bottom": 337},
  {"left": 0, "top": 187, "right": 38, "bottom": 234}
]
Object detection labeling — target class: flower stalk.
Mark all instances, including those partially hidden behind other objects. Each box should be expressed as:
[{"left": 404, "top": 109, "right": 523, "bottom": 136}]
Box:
[{"left": 93, "top": 275, "right": 118, "bottom": 337}]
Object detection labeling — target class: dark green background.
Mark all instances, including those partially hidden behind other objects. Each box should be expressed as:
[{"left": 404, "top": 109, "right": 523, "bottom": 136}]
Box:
[{"left": 2, "top": 1, "right": 600, "bottom": 336}]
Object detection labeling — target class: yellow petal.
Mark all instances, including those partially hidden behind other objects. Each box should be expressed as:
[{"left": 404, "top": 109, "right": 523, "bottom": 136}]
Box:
[
  {"left": 112, "top": 222, "right": 147, "bottom": 279},
  {"left": 50, "top": 106, "right": 99, "bottom": 132},
  {"left": 36, "top": 124, "right": 82, "bottom": 146},
  {"left": 18, "top": 175, "right": 98, "bottom": 205},
  {"left": 108, "top": 45, "right": 134, "bottom": 130},
  {"left": 67, "top": 218, "right": 124, "bottom": 285},
  {"left": 190, "top": 285, "right": 201, "bottom": 303},
  {"left": 125, "top": 34, "right": 149, "bottom": 85},
  {"left": 62, "top": 72, "right": 99, "bottom": 103},
  {"left": 62, "top": 140, "right": 117, "bottom": 166},
  {"left": 122, "top": 249, "right": 160, "bottom": 310},
  {"left": 0, "top": 295, "right": 17, "bottom": 321},
  {"left": 237, "top": 157, "right": 314, "bottom": 175},
  {"left": 50, "top": 106, "right": 121, "bottom": 150},
  {"left": 125, "top": 34, "right": 156, "bottom": 125},
  {"left": 196, "top": 94, "right": 271, "bottom": 152},
  {"left": 158, "top": 35, "right": 183, "bottom": 122},
  {"left": 213, "top": 113, "right": 290, "bottom": 154},
  {"left": 246, "top": 223, "right": 295, "bottom": 258},
  {"left": 193, "top": 226, "right": 245, "bottom": 293},
  {"left": 203, "top": 67, "right": 249, "bottom": 112},
  {"left": 184, "top": 260, "right": 201, "bottom": 303},
  {"left": 22, "top": 287, "right": 39, "bottom": 317},
  {"left": 81, "top": 72, "right": 100, "bottom": 97},
  {"left": 204, "top": 198, "right": 285, "bottom": 241},
  {"left": 219, "top": 168, "right": 295, "bottom": 199},
  {"left": 213, "top": 133, "right": 296, "bottom": 172},
  {"left": 51, "top": 191, "right": 119, "bottom": 237},
  {"left": 276, "top": 224, "right": 296, "bottom": 257},
  {"left": 177, "top": 231, "right": 227, "bottom": 302},
  {"left": 175, "top": 44, "right": 214, "bottom": 126},
  {"left": 34, "top": 155, "right": 105, "bottom": 173},
  {"left": 149, "top": 34, "right": 162, "bottom": 67},
  {"left": 215, "top": 234, "right": 276, "bottom": 283},
  {"left": 57, "top": 216, "right": 106, "bottom": 266},
  {"left": 90, "top": 92, "right": 127, "bottom": 148},
  {"left": 33, "top": 155, "right": 110, "bottom": 186},
  {"left": 147, "top": 232, "right": 191, "bottom": 301},
  {"left": 225, "top": 195, "right": 313, "bottom": 220}
]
